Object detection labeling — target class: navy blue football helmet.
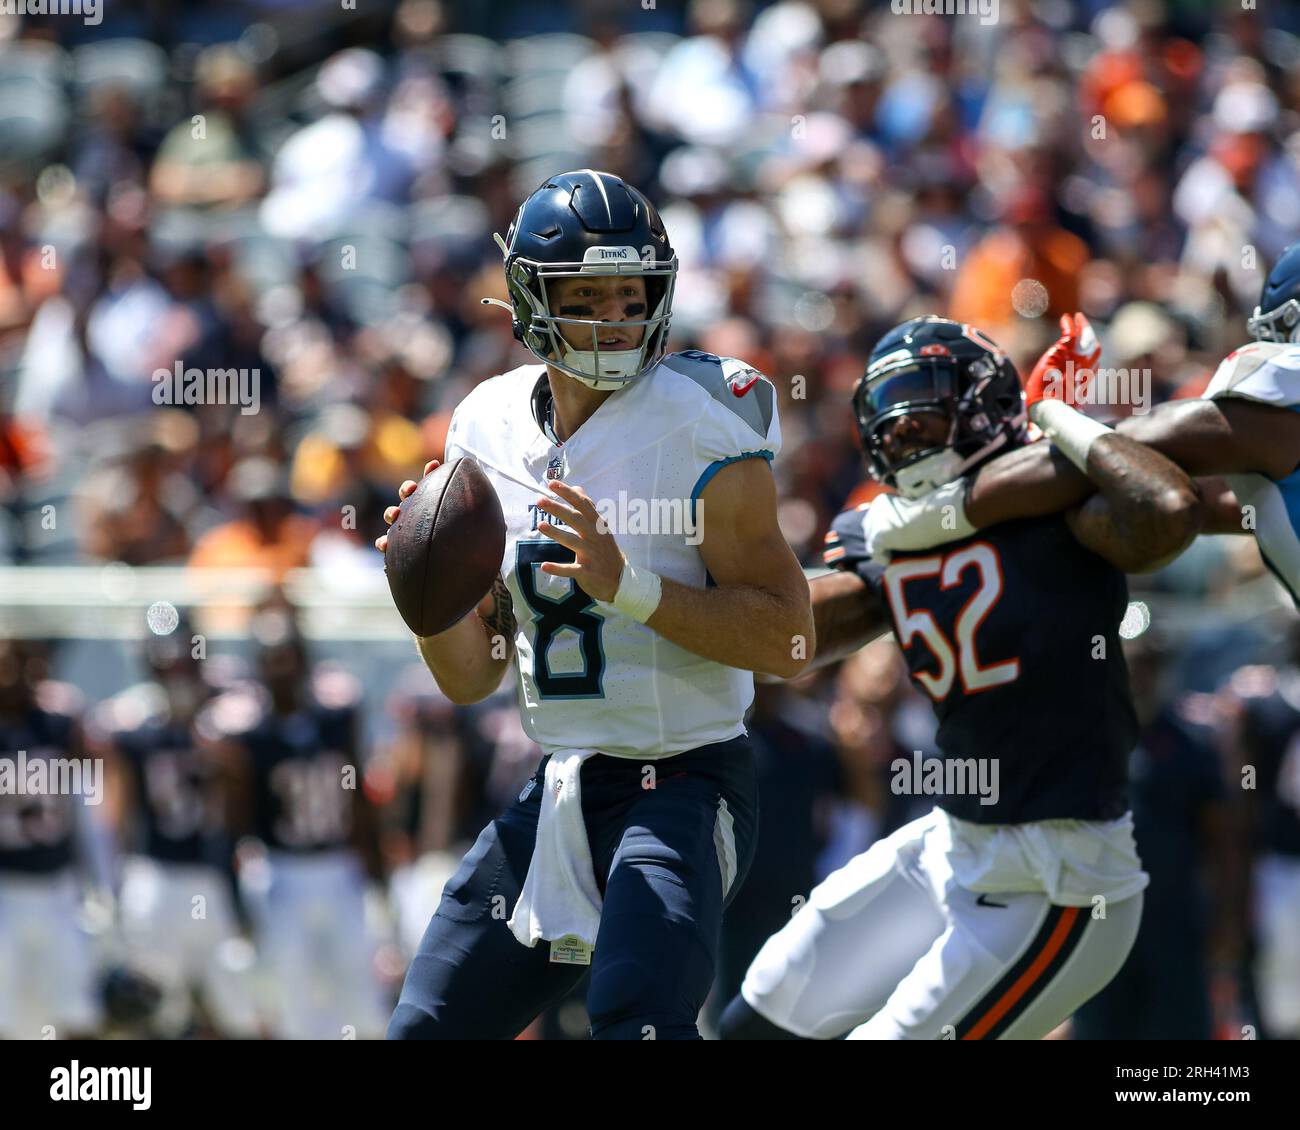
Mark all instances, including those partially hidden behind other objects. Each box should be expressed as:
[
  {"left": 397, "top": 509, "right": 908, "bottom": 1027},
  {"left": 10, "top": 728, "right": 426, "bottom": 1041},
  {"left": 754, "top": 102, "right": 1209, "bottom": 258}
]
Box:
[
  {"left": 1248, "top": 241, "right": 1300, "bottom": 343},
  {"left": 854, "top": 317, "right": 1026, "bottom": 498},
  {"left": 483, "top": 170, "right": 677, "bottom": 390}
]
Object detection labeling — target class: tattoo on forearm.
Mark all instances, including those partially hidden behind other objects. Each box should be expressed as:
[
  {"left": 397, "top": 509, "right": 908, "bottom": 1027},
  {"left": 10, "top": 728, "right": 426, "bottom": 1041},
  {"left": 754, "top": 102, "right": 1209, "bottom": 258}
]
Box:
[
  {"left": 480, "top": 575, "right": 516, "bottom": 643},
  {"left": 1073, "top": 435, "right": 1201, "bottom": 568}
]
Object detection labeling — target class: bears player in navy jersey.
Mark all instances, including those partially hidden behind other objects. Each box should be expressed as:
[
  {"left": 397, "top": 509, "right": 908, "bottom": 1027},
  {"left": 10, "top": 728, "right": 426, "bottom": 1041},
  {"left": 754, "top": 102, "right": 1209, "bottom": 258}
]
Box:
[
  {"left": 89, "top": 613, "right": 259, "bottom": 1038},
  {"left": 861, "top": 244, "right": 1300, "bottom": 608},
  {"left": 0, "top": 639, "right": 104, "bottom": 1038},
  {"left": 379, "top": 171, "right": 811, "bottom": 1040},
  {"left": 1228, "top": 621, "right": 1300, "bottom": 1039},
  {"left": 721, "top": 315, "right": 1204, "bottom": 1040},
  {"left": 205, "top": 598, "right": 389, "bottom": 1039}
]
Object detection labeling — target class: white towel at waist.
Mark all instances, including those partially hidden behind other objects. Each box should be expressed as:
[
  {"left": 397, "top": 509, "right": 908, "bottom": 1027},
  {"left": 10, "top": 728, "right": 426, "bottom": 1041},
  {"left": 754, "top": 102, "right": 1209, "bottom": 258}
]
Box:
[{"left": 508, "top": 748, "right": 602, "bottom": 948}]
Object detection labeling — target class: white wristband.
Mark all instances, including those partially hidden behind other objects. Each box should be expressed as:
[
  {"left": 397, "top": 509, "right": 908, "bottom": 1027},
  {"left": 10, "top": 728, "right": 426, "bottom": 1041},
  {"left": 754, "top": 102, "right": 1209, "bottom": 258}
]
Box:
[
  {"left": 1030, "top": 400, "right": 1113, "bottom": 473},
  {"left": 603, "top": 559, "right": 662, "bottom": 623}
]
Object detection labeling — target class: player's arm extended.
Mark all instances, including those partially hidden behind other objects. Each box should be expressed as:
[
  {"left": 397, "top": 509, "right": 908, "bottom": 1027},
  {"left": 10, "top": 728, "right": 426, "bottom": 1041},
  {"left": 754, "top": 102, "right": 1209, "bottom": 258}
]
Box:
[
  {"left": 536, "top": 457, "right": 814, "bottom": 678},
  {"left": 805, "top": 569, "right": 891, "bottom": 672},
  {"left": 873, "top": 319, "right": 1299, "bottom": 557},
  {"left": 966, "top": 444, "right": 1249, "bottom": 535},
  {"left": 1115, "top": 397, "right": 1300, "bottom": 481},
  {"left": 968, "top": 392, "right": 1300, "bottom": 535},
  {"left": 1021, "top": 316, "right": 1203, "bottom": 570}
]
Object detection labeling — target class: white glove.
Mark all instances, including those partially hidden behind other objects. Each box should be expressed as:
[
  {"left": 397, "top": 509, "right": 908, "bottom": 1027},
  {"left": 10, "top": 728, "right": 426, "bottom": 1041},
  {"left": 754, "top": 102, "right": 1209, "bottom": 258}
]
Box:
[{"left": 863, "top": 479, "right": 977, "bottom": 565}]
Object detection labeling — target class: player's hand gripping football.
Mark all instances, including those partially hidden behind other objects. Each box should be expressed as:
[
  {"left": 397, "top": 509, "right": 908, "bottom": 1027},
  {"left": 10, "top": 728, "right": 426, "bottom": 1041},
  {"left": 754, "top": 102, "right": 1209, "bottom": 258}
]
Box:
[
  {"left": 376, "top": 459, "right": 513, "bottom": 642},
  {"left": 1023, "top": 312, "right": 1101, "bottom": 411},
  {"left": 534, "top": 479, "right": 625, "bottom": 602},
  {"left": 374, "top": 460, "right": 440, "bottom": 554}
]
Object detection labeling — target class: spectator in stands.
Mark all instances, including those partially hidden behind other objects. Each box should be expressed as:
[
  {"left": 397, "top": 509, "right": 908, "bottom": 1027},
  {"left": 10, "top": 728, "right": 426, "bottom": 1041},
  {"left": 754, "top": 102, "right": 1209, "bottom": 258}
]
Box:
[{"left": 188, "top": 457, "right": 315, "bottom": 579}]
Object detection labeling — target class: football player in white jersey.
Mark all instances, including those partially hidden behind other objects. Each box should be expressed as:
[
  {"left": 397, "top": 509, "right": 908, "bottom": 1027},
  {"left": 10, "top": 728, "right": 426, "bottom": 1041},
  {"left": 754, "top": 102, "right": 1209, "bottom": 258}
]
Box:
[
  {"left": 854, "top": 242, "right": 1300, "bottom": 607},
  {"left": 380, "top": 170, "right": 812, "bottom": 1039}
]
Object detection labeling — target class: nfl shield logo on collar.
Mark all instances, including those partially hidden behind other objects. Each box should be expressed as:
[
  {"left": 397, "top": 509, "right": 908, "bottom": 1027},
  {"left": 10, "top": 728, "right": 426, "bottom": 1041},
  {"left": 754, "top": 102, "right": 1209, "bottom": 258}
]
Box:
[{"left": 546, "top": 451, "right": 566, "bottom": 481}]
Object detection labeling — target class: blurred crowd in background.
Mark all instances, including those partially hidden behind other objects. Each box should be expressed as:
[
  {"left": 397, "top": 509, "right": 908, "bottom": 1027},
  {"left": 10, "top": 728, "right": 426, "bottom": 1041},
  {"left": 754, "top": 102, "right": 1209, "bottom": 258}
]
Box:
[{"left": 0, "top": 0, "right": 1298, "bottom": 1039}]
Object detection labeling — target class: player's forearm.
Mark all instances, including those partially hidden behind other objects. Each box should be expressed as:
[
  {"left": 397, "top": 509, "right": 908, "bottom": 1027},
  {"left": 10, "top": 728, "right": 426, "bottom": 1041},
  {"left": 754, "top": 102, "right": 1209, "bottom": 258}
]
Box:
[
  {"left": 1115, "top": 397, "right": 1300, "bottom": 481},
  {"left": 646, "top": 574, "right": 814, "bottom": 679},
  {"left": 1197, "top": 477, "right": 1252, "bottom": 535},
  {"left": 415, "top": 623, "right": 506, "bottom": 705},
  {"left": 1063, "top": 434, "right": 1203, "bottom": 571},
  {"left": 1084, "top": 432, "right": 1203, "bottom": 554},
  {"left": 807, "top": 570, "right": 889, "bottom": 672},
  {"left": 965, "top": 439, "right": 1096, "bottom": 529},
  {"left": 415, "top": 578, "right": 515, "bottom": 705}
]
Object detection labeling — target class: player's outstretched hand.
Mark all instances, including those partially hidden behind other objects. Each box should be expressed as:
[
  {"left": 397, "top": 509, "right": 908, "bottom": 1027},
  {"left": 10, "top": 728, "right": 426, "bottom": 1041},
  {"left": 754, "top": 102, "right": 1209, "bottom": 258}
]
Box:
[
  {"left": 534, "top": 479, "right": 625, "bottom": 602},
  {"left": 1024, "top": 313, "right": 1101, "bottom": 409},
  {"left": 375, "top": 460, "right": 439, "bottom": 553}
]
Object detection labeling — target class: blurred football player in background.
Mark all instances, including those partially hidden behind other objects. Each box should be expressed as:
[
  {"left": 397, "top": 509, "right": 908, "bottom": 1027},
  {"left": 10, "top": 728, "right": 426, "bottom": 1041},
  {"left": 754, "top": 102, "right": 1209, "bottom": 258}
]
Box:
[
  {"left": 1071, "top": 632, "right": 1238, "bottom": 1040},
  {"left": 1226, "top": 619, "right": 1300, "bottom": 1040},
  {"left": 206, "top": 595, "right": 389, "bottom": 1039},
  {"left": 90, "top": 612, "right": 259, "bottom": 1038},
  {"left": 0, "top": 639, "right": 104, "bottom": 1039},
  {"left": 376, "top": 667, "right": 472, "bottom": 962}
]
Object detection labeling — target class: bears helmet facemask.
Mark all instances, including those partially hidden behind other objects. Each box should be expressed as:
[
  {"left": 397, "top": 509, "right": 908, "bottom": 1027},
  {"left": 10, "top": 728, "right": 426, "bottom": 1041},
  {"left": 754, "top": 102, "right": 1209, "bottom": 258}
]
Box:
[
  {"left": 482, "top": 169, "right": 678, "bottom": 391},
  {"left": 854, "top": 316, "right": 1026, "bottom": 499}
]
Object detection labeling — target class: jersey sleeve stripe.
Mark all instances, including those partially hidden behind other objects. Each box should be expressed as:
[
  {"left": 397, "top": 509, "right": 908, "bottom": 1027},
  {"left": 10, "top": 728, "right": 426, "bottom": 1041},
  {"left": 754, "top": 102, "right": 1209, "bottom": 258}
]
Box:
[{"left": 690, "top": 450, "right": 775, "bottom": 505}]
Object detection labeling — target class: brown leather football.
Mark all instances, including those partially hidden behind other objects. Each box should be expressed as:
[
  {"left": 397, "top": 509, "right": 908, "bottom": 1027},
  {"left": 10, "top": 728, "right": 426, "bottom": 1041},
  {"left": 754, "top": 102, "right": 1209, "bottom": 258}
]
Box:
[{"left": 384, "top": 457, "right": 506, "bottom": 637}]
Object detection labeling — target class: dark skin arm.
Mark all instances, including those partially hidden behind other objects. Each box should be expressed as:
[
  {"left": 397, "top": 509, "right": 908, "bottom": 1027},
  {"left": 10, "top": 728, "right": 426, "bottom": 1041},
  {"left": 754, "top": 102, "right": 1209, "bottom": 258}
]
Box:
[
  {"left": 806, "top": 398, "right": 1266, "bottom": 671},
  {"left": 1195, "top": 476, "right": 1254, "bottom": 535},
  {"left": 1061, "top": 432, "right": 1203, "bottom": 573},
  {"left": 967, "top": 398, "right": 1300, "bottom": 537},
  {"left": 1117, "top": 398, "right": 1300, "bottom": 480},
  {"left": 807, "top": 424, "right": 1204, "bottom": 670},
  {"left": 964, "top": 440, "right": 1094, "bottom": 528},
  {"left": 804, "top": 569, "right": 891, "bottom": 674},
  {"left": 969, "top": 430, "right": 1203, "bottom": 573}
]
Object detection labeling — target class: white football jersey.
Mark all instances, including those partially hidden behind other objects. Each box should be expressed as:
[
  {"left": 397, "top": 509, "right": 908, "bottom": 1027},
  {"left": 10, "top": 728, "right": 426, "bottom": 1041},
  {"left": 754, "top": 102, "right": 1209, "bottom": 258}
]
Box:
[
  {"left": 443, "top": 351, "right": 781, "bottom": 758},
  {"left": 1203, "top": 341, "right": 1300, "bottom": 606}
]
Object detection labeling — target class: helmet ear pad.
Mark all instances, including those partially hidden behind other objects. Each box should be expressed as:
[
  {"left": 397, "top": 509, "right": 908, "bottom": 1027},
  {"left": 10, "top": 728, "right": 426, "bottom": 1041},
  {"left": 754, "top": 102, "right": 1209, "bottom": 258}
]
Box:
[
  {"left": 641, "top": 272, "right": 672, "bottom": 353},
  {"left": 505, "top": 260, "right": 552, "bottom": 355}
]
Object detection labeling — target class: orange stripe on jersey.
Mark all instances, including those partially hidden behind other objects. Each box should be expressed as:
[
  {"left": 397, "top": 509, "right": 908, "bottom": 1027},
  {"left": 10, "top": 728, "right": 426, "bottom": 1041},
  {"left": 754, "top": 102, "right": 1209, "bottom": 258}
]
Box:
[
  {"left": 823, "top": 546, "right": 846, "bottom": 563},
  {"left": 960, "top": 907, "right": 1080, "bottom": 1040}
]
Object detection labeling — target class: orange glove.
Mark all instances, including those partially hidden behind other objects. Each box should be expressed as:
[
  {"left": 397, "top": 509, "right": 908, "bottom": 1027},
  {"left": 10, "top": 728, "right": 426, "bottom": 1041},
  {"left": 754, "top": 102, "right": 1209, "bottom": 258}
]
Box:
[{"left": 1023, "top": 313, "right": 1100, "bottom": 410}]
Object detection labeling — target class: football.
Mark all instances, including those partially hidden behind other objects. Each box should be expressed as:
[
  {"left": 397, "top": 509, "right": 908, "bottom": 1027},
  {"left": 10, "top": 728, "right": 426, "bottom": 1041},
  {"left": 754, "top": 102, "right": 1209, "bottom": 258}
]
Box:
[{"left": 384, "top": 457, "right": 506, "bottom": 637}]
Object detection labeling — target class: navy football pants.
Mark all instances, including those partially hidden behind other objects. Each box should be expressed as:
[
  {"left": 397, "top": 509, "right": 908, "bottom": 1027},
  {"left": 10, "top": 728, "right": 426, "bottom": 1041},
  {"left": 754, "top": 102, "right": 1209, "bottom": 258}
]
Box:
[{"left": 388, "top": 736, "right": 758, "bottom": 1040}]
